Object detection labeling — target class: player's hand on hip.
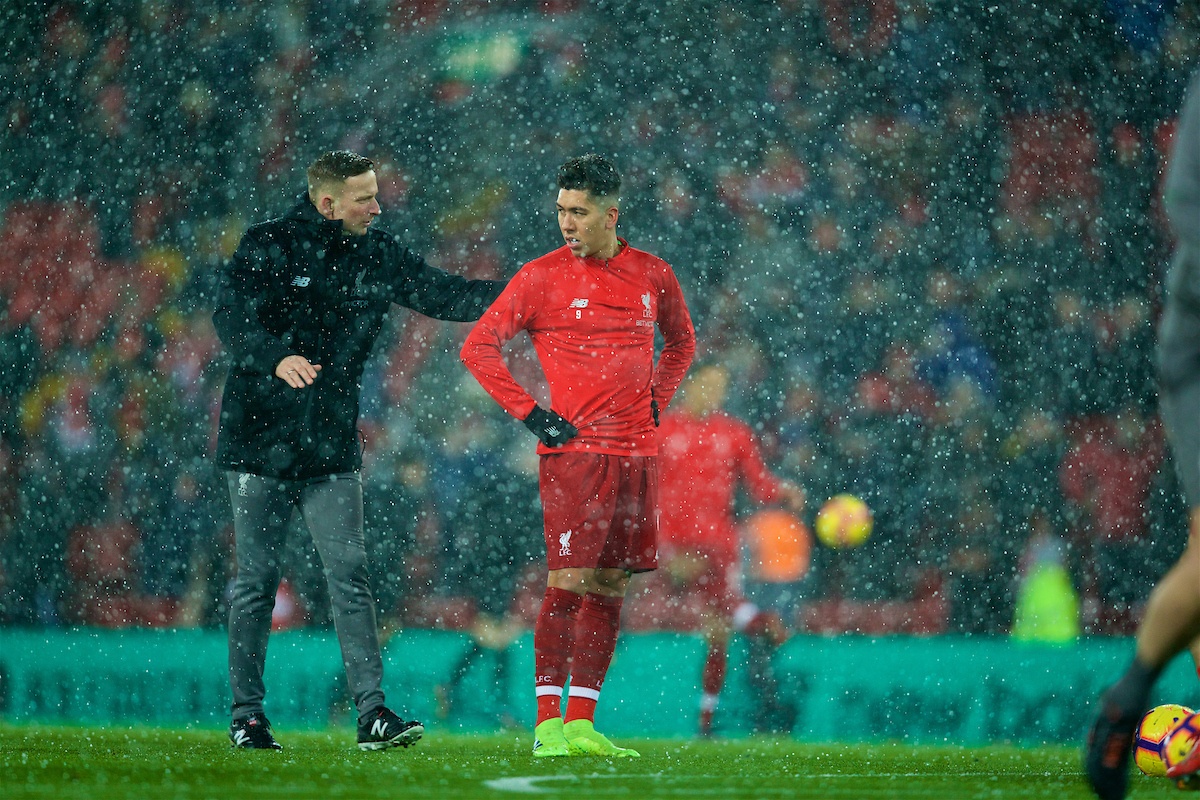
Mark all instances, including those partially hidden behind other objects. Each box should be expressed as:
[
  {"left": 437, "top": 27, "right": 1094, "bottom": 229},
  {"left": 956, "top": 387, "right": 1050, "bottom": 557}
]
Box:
[
  {"left": 276, "top": 355, "right": 321, "bottom": 388},
  {"left": 523, "top": 406, "right": 578, "bottom": 447}
]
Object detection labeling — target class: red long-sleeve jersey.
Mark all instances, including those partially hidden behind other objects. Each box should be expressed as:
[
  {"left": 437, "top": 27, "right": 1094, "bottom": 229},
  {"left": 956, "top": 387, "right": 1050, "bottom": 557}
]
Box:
[
  {"left": 460, "top": 240, "right": 695, "bottom": 456},
  {"left": 657, "top": 409, "right": 788, "bottom": 561}
]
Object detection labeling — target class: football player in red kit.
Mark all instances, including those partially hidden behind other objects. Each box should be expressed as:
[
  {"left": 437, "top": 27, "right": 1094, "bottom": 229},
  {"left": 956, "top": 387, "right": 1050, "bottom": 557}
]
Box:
[
  {"left": 656, "top": 362, "right": 805, "bottom": 736},
  {"left": 461, "top": 153, "right": 694, "bottom": 757}
]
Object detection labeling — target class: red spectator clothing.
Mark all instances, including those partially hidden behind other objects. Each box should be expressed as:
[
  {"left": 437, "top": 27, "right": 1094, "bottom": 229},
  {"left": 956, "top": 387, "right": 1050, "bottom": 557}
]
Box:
[
  {"left": 657, "top": 410, "right": 788, "bottom": 561},
  {"left": 854, "top": 372, "right": 938, "bottom": 419},
  {"left": 461, "top": 240, "right": 695, "bottom": 456},
  {"left": 1059, "top": 423, "right": 1164, "bottom": 541},
  {"left": 1002, "top": 108, "right": 1100, "bottom": 215}
]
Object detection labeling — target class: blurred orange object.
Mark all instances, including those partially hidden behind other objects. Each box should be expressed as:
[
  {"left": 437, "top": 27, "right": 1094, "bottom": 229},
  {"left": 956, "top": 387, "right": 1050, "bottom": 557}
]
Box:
[{"left": 743, "top": 509, "right": 811, "bottom": 583}]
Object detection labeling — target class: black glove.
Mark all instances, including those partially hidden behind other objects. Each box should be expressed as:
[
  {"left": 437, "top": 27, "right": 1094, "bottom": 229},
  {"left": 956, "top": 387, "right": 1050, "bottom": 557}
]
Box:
[
  {"left": 523, "top": 406, "right": 578, "bottom": 447},
  {"left": 651, "top": 399, "right": 660, "bottom": 426}
]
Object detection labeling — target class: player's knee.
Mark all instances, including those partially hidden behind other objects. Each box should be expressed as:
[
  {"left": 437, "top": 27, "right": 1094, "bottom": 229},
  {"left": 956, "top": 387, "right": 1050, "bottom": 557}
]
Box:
[
  {"left": 1188, "top": 507, "right": 1200, "bottom": 545},
  {"left": 546, "top": 568, "right": 589, "bottom": 594},
  {"left": 591, "top": 568, "right": 631, "bottom": 595}
]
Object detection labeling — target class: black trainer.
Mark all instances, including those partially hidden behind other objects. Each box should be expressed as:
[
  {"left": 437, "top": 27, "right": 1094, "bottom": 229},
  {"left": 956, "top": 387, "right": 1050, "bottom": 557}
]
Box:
[
  {"left": 230, "top": 712, "right": 283, "bottom": 750},
  {"left": 1083, "top": 694, "right": 1140, "bottom": 800},
  {"left": 357, "top": 707, "right": 424, "bottom": 751}
]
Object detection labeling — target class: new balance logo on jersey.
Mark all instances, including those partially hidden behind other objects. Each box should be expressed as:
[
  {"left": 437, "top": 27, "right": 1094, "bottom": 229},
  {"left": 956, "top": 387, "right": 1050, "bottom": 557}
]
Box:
[
  {"left": 291, "top": 276, "right": 311, "bottom": 287},
  {"left": 559, "top": 530, "right": 573, "bottom": 557},
  {"left": 570, "top": 298, "right": 588, "bottom": 319}
]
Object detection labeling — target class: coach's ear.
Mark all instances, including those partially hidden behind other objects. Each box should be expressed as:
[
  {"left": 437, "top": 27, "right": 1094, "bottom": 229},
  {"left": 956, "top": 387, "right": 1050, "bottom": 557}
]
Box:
[{"left": 312, "top": 187, "right": 337, "bottom": 220}]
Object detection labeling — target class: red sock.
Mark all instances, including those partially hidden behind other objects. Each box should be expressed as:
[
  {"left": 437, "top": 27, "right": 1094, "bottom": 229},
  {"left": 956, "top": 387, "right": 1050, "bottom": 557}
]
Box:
[
  {"left": 701, "top": 640, "right": 728, "bottom": 696},
  {"left": 565, "top": 593, "right": 623, "bottom": 723},
  {"left": 534, "top": 587, "right": 583, "bottom": 725}
]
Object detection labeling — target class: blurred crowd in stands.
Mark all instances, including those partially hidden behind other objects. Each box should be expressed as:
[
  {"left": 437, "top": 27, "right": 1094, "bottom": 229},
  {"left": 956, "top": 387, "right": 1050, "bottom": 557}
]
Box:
[{"left": 2, "top": 0, "right": 1199, "bottom": 640}]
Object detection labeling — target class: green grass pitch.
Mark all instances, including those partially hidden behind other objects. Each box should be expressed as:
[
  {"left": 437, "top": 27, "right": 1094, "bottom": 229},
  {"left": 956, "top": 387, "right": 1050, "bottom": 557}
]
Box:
[{"left": 0, "top": 723, "right": 1182, "bottom": 799}]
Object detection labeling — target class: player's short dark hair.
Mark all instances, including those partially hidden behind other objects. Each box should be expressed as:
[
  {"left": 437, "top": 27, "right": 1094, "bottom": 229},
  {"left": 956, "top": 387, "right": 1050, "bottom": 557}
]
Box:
[
  {"left": 307, "top": 150, "right": 374, "bottom": 194},
  {"left": 557, "top": 153, "right": 621, "bottom": 201}
]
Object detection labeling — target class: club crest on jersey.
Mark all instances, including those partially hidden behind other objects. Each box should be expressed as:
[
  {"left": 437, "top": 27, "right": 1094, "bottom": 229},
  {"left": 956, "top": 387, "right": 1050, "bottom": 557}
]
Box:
[
  {"left": 642, "top": 292, "right": 653, "bottom": 317},
  {"left": 559, "top": 530, "right": 573, "bottom": 556},
  {"left": 569, "top": 298, "right": 588, "bottom": 319}
]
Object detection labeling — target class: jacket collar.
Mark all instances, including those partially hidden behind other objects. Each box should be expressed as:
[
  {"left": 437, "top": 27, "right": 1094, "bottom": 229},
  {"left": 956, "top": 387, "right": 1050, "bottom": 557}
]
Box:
[{"left": 286, "top": 192, "right": 347, "bottom": 238}]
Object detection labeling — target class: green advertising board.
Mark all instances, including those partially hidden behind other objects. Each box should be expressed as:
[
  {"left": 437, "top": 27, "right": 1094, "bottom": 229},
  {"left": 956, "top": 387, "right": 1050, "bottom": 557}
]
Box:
[{"left": 0, "top": 628, "right": 1188, "bottom": 744}]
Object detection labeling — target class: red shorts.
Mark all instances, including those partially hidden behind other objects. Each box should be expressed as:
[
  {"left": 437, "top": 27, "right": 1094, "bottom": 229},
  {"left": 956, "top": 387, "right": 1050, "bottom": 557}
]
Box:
[{"left": 539, "top": 452, "right": 658, "bottom": 572}]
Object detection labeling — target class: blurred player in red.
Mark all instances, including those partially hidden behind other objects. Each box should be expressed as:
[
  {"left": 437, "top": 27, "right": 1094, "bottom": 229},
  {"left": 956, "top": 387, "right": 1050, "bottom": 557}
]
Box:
[
  {"left": 657, "top": 362, "right": 806, "bottom": 736},
  {"left": 461, "top": 153, "right": 695, "bottom": 757}
]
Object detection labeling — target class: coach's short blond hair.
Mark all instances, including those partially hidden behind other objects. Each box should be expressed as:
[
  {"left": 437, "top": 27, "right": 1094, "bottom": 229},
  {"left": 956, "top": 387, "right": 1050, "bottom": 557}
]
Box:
[{"left": 307, "top": 151, "right": 374, "bottom": 200}]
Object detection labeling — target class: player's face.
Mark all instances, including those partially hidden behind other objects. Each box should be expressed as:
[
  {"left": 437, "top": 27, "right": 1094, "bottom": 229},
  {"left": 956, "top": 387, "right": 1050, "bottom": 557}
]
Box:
[
  {"left": 557, "top": 188, "right": 618, "bottom": 258},
  {"left": 319, "top": 171, "right": 381, "bottom": 236}
]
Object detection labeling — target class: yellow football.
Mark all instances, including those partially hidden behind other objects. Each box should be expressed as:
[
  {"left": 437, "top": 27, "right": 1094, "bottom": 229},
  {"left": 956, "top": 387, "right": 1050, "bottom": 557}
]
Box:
[
  {"left": 814, "top": 494, "right": 873, "bottom": 548},
  {"left": 1136, "top": 704, "right": 1194, "bottom": 776}
]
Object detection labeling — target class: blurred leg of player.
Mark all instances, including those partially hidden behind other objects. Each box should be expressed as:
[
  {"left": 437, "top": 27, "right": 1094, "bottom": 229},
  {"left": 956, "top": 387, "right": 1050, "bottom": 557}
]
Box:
[
  {"left": 693, "top": 559, "right": 789, "bottom": 737},
  {"left": 1085, "top": 378, "right": 1200, "bottom": 799},
  {"left": 698, "top": 631, "right": 727, "bottom": 737}
]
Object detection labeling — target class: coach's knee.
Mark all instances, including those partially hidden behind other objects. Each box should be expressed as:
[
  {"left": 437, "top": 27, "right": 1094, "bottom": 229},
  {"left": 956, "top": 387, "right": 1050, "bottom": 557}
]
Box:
[
  {"left": 230, "top": 569, "right": 282, "bottom": 613},
  {"left": 326, "top": 547, "right": 371, "bottom": 590}
]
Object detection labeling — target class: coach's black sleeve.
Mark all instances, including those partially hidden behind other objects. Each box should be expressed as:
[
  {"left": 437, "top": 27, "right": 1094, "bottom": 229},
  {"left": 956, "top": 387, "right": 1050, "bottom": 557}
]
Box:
[{"left": 378, "top": 235, "right": 505, "bottom": 322}]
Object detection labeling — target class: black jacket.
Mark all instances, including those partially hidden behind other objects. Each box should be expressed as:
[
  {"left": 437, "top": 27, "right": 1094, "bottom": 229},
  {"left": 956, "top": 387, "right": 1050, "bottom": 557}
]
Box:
[{"left": 213, "top": 195, "right": 504, "bottom": 479}]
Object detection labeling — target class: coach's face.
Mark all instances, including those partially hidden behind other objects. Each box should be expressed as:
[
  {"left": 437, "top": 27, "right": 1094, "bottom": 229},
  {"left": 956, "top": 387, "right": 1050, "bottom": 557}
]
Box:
[
  {"left": 317, "top": 170, "right": 381, "bottom": 236},
  {"left": 557, "top": 188, "right": 618, "bottom": 259}
]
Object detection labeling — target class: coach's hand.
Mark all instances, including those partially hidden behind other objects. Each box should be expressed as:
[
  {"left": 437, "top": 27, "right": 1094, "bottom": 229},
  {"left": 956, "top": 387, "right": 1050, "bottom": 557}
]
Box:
[
  {"left": 523, "top": 406, "right": 578, "bottom": 447},
  {"left": 276, "top": 355, "right": 321, "bottom": 388}
]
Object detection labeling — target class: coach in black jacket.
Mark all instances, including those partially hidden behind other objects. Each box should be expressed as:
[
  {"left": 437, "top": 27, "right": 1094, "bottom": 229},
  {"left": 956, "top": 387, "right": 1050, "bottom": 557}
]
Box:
[{"left": 213, "top": 150, "right": 503, "bottom": 752}]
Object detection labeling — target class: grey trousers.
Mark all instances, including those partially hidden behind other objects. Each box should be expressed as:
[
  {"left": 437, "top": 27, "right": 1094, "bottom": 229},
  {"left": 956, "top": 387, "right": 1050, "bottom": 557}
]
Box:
[
  {"left": 226, "top": 471, "right": 385, "bottom": 723},
  {"left": 1159, "top": 243, "right": 1200, "bottom": 507}
]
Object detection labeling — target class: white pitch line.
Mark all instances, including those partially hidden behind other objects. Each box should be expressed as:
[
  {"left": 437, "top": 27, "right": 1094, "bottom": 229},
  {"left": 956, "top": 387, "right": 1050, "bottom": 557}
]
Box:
[
  {"left": 484, "top": 771, "right": 1011, "bottom": 793},
  {"left": 484, "top": 775, "right": 576, "bottom": 793},
  {"left": 485, "top": 774, "right": 656, "bottom": 793}
]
